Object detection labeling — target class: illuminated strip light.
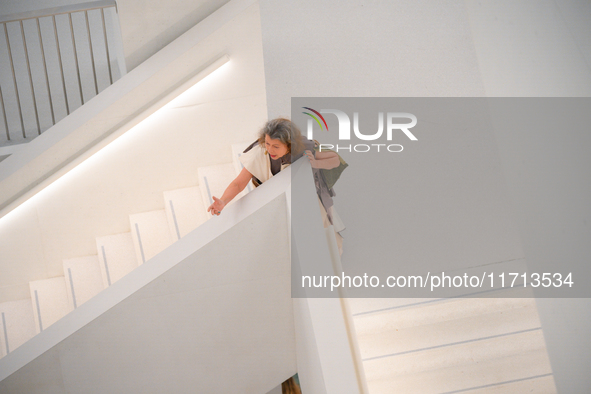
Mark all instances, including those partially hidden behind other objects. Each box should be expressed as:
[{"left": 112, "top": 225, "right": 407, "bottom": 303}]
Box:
[{"left": 0, "top": 54, "right": 230, "bottom": 226}]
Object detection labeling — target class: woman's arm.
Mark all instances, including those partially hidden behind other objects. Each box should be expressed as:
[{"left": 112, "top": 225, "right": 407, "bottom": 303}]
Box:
[
  {"left": 207, "top": 167, "right": 253, "bottom": 215},
  {"left": 304, "top": 150, "right": 341, "bottom": 169}
]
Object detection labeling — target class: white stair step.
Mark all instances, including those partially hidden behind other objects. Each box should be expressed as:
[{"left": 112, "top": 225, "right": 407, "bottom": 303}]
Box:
[
  {"left": 129, "top": 210, "right": 173, "bottom": 264},
  {"left": 349, "top": 298, "right": 441, "bottom": 316},
  {"left": 163, "top": 187, "right": 208, "bottom": 241},
  {"left": 232, "top": 142, "right": 255, "bottom": 193},
  {"left": 197, "top": 163, "right": 247, "bottom": 211},
  {"left": 356, "top": 301, "right": 541, "bottom": 360},
  {"left": 363, "top": 327, "right": 549, "bottom": 379},
  {"left": 29, "top": 277, "right": 73, "bottom": 334},
  {"left": 366, "top": 349, "right": 554, "bottom": 394},
  {"left": 349, "top": 286, "right": 532, "bottom": 316},
  {"left": 62, "top": 256, "right": 105, "bottom": 309},
  {"left": 96, "top": 232, "right": 140, "bottom": 286},
  {"left": 460, "top": 374, "right": 556, "bottom": 393},
  {"left": 0, "top": 299, "right": 36, "bottom": 357},
  {"left": 353, "top": 298, "right": 537, "bottom": 337}
]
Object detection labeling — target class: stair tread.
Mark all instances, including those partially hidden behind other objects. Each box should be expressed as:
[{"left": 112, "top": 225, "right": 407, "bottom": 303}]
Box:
[
  {"left": 163, "top": 187, "right": 208, "bottom": 240},
  {"left": 356, "top": 302, "right": 541, "bottom": 360},
  {"left": 29, "top": 277, "right": 72, "bottom": 333},
  {"left": 0, "top": 299, "right": 36, "bottom": 357},
  {"left": 365, "top": 346, "right": 554, "bottom": 394},
  {"left": 130, "top": 209, "right": 173, "bottom": 264},
  {"left": 96, "top": 232, "right": 139, "bottom": 286},
  {"left": 353, "top": 297, "right": 537, "bottom": 335},
  {"left": 363, "top": 327, "right": 549, "bottom": 378},
  {"left": 63, "top": 255, "right": 105, "bottom": 309},
  {"left": 458, "top": 373, "right": 556, "bottom": 394}
]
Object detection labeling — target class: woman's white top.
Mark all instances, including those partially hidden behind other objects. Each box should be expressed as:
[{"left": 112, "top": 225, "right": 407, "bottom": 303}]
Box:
[{"left": 238, "top": 144, "right": 290, "bottom": 183}]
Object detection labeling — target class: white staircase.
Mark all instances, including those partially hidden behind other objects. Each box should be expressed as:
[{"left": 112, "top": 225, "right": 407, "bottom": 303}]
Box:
[
  {"left": 350, "top": 295, "right": 557, "bottom": 393},
  {"left": 0, "top": 143, "right": 253, "bottom": 359}
]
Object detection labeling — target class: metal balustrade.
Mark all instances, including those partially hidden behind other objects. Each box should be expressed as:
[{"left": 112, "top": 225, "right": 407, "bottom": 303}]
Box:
[{"left": 0, "top": 1, "right": 126, "bottom": 147}]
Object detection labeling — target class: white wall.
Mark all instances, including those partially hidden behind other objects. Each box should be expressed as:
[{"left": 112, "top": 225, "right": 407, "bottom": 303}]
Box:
[
  {"left": 465, "top": 1, "right": 591, "bottom": 392},
  {"left": 0, "top": 3, "right": 267, "bottom": 302},
  {"left": 258, "top": 0, "right": 521, "bottom": 286},
  {"left": 259, "top": 0, "right": 591, "bottom": 392},
  {"left": 259, "top": 0, "right": 486, "bottom": 118},
  {"left": 465, "top": 0, "right": 591, "bottom": 96}
]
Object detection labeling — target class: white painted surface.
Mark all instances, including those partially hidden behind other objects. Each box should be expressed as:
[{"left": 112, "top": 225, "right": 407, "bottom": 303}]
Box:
[
  {"left": 129, "top": 210, "right": 173, "bottom": 264},
  {"left": 0, "top": 143, "right": 28, "bottom": 157},
  {"left": 259, "top": 0, "right": 486, "bottom": 118},
  {"left": 62, "top": 256, "right": 104, "bottom": 309},
  {"left": 290, "top": 160, "right": 363, "bottom": 394},
  {"left": 258, "top": 3, "right": 589, "bottom": 391},
  {"left": 366, "top": 347, "right": 553, "bottom": 394},
  {"left": 365, "top": 328, "right": 549, "bottom": 377},
  {"left": 0, "top": 203, "right": 45, "bottom": 302},
  {"left": 0, "top": 2, "right": 266, "bottom": 303},
  {"left": 352, "top": 292, "right": 557, "bottom": 392},
  {"left": 0, "top": 0, "right": 231, "bottom": 72},
  {"left": 0, "top": 300, "right": 36, "bottom": 358},
  {"left": 28, "top": 277, "right": 72, "bottom": 334},
  {"left": 0, "top": 3, "right": 126, "bottom": 145},
  {"left": 96, "top": 232, "right": 139, "bottom": 286},
  {"left": 0, "top": 0, "right": 257, "bottom": 217},
  {"left": 465, "top": 375, "right": 557, "bottom": 394},
  {"left": 354, "top": 298, "right": 537, "bottom": 337},
  {"left": 356, "top": 300, "right": 541, "bottom": 359},
  {"left": 0, "top": 185, "right": 295, "bottom": 393},
  {"left": 163, "top": 187, "right": 208, "bottom": 240},
  {"left": 490, "top": 102, "right": 591, "bottom": 392},
  {"left": 465, "top": 0, "right": 591, "bottom": 97},
  {"left": 265, "top": 383, "right": 282, "bottom": 394},
  {"left": 293, "top": 297, "right": 327, "bottom": 394},
  {"left": 462, "top": 3, "right": 591, "bottom": 389}
]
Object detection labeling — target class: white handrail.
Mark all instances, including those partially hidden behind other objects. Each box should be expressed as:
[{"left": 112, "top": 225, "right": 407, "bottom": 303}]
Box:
[{"left": 289, "top": 159, "right": 368, "bottom": 394}]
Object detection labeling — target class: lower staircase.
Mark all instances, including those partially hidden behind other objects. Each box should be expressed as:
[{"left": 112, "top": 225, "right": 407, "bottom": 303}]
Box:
[{"left": 350, "top": 293, "right": 557, "bottom": 393}]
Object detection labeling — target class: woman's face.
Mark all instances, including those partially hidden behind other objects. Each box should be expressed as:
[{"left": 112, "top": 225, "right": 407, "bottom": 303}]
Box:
[{"left": 265, "top": 134, "right": 289, "bottom": 159}]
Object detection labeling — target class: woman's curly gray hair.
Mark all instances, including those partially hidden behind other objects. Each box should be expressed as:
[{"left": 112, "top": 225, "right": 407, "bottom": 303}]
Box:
[{"left": 257, "top": 118, "right": 305, "bottom": 157}]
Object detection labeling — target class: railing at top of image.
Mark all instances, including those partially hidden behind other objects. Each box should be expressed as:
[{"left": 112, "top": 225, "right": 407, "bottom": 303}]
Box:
[{"left": 0, "top": 0, "right": 125, "bottom": 146}]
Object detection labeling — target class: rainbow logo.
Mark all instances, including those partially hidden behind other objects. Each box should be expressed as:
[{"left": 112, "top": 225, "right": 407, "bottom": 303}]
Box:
[{"left": 302, "top": 107, "right": 329, "bottom": 132}]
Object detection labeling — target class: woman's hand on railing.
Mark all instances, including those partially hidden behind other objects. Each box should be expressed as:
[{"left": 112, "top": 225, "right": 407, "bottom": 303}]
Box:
[
  {"left": 206, "top": 168, "right": 253, "bottom": 216},
  {"left": 305, "top": 150, "right": 340, "bottom": 169},
  {"left": 207, "top": 196, "right": 226, "bottom": 216}
]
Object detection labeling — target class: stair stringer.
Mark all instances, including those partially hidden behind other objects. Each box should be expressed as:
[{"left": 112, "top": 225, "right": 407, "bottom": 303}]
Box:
[{"left": 0, "top": 169, "right": 296, "bottom": 393}]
